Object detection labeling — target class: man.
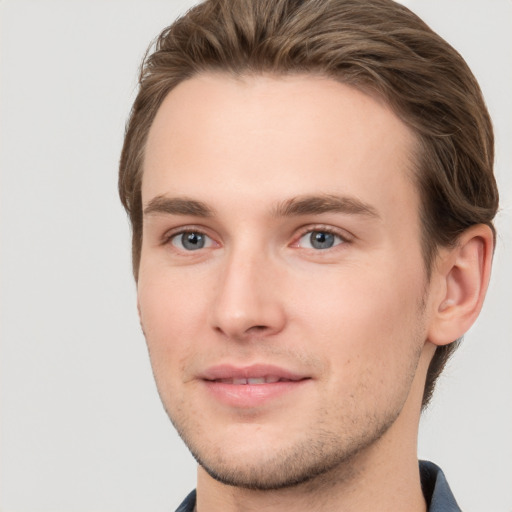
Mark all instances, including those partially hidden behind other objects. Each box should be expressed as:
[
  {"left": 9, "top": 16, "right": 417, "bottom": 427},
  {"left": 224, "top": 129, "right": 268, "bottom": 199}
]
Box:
[{"left": 118, "top": 0, "right": 498, "bottom": 510}]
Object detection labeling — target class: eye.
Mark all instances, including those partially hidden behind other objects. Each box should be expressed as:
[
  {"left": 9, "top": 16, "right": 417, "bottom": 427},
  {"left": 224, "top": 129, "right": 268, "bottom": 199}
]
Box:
[
  {"left": 297, "top": 230, "right": 344, "bottom": 250},
  {"left": 170, "top": 231, "right": 215, "bottom": 251}
]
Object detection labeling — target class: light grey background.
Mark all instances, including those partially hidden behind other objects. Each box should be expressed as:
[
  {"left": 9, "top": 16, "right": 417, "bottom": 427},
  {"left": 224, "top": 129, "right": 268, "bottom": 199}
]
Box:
[{"left": 0, "top": 1, "right": 510, "bottom": 511}]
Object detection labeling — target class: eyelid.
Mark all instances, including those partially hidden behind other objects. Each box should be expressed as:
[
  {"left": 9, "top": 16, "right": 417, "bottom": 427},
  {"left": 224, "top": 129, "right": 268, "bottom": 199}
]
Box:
[
  {"left": 161, "top": 225, "right": 220, "bottom": 247},
  {"left": 291, "top": 224, "right": 354, "bottom": 247},
  {"left": 159, "top": 223, "right": 353, "bottom": 251}
]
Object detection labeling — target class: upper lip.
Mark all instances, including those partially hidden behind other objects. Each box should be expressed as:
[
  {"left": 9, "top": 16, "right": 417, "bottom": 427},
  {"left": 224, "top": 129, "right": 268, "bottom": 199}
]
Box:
[{"left": 200, "top": 364, "right": 309, "bottom": 382}]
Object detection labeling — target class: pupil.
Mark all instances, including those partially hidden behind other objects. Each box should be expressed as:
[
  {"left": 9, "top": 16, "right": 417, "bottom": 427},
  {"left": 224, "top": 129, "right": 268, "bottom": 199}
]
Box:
[
  {"left": 182, "top": 232, "right": 205, "bottom": 250},
  {"left": 310, "top": 231, "right": 334, "bottom": 249}
]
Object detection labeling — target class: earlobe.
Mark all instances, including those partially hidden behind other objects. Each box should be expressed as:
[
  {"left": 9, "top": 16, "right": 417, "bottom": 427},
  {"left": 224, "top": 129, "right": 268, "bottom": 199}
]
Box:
[{"left": 428, "top": 224, "right": 494, "bottom": 346}]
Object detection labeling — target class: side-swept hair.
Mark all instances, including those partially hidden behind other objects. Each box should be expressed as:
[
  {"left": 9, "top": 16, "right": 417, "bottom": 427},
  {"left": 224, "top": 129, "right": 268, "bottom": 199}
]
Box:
[{"left": 119, "top": 0, "right": 499, "bottom": 407}]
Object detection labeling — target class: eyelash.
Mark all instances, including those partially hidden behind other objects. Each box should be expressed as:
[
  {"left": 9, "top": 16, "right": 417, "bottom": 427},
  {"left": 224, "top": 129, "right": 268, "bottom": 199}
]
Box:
[
  {"left": 162, "top": 227, "right": 217, "bottom": 251},
  {"left": 162, "top": 225, "right": 352, "bottom": 252},
  {"left": 292, "top": 225, "right": 351, "bottom": 250}
]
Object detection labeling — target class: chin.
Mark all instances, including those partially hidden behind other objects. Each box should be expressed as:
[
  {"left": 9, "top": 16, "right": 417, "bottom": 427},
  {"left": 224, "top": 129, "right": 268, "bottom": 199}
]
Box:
[
  {"left": 179, "top": 418, "right": 393, "bottom": 491},
  {"left": 192, "top": 441, "right": 346, "bottom": 490}
]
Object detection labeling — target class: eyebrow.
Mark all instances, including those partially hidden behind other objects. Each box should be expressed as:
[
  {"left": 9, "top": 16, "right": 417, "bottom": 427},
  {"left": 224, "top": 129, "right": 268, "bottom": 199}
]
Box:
[
  {"left": 143, "top": 196, "right": 214, "bottom": 217},
  {"left": 143, "top": 193, "right": 380, "bottom": 220},
  {"left": 273, "top": 194, "right": 380, "bottom": 219}
]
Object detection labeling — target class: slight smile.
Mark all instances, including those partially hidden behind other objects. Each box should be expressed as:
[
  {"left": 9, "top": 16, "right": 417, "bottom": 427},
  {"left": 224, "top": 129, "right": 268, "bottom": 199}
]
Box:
[{"left": 200, "top": 364, "right": 312, "bottom": 408}]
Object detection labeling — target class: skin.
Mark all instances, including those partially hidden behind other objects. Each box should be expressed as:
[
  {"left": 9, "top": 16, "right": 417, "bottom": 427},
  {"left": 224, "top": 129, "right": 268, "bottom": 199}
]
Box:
[{"left": 137, "top": 74, "right": 493, "bottom": 511}]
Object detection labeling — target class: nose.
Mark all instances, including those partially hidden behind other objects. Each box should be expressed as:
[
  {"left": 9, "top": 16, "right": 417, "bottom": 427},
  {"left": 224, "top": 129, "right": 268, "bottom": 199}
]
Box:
[{"left": 209, "top": 247, "right": 287, "bottom": 341}]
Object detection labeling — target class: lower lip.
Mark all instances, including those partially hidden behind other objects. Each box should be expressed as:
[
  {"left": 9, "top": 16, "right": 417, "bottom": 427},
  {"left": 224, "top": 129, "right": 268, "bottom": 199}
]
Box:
[{"left": 202, "top": 379, "right": 310, "bottom": 408}]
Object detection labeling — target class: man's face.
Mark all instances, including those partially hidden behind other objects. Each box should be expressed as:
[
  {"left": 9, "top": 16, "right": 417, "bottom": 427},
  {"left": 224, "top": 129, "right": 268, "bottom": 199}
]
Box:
[{"left": 138, "top": 74, "right": 433, "bottom": 489}]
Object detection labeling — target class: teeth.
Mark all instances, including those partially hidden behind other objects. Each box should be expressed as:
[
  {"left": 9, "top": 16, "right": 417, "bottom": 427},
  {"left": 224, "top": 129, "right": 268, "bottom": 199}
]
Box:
[
  {"left": 217, "top": 376, "right": 286, "bottom": 384},
  {"left": 247, "top": 377, "right": 266, "bottom": 384}
]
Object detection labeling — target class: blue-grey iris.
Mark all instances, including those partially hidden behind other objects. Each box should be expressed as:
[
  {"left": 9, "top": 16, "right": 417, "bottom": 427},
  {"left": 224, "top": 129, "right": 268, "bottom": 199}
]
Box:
[
  {"left": 310, "top": 231, "right": 335, "bottom": 249},
  {"left": 182, "top": 232, "right": 205, "bottom": 250}
]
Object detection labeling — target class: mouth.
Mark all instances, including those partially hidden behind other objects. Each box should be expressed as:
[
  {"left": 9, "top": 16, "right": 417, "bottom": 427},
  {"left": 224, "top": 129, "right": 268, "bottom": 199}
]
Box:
[
  {"left": 199, "top": 364, "right": 311, "bottom": 408},
  {"left": 201, "top": 363, "right": 308, "bottom": 383},
  {"left": 211, "top": 375, "right": 305, "bottom": 385}
]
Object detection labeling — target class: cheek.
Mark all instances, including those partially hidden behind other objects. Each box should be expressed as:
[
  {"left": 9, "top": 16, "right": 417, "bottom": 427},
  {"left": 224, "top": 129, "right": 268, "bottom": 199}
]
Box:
[
  {"left": 295, "top": 258, "right": 426, "bottom": 366},
  {"left": 139, "top": 261, "right": 209, "bottom": 328},
  {"left": 137, "top": 269, "right": 210, "bottom": 376},
  {"left": 303, "top": 269, "right": 425, "bottom": 417}
]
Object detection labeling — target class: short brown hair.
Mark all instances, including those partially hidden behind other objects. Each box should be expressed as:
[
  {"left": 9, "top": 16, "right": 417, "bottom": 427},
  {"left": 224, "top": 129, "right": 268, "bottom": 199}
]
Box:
[{"left": 119, "top": 0, "right": 499, "bottom": 407}]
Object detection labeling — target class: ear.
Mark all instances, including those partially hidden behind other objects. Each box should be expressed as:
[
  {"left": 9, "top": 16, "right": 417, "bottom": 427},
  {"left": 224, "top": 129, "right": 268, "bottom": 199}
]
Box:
[{"left": 427, "top": 224, "right": 494, "bottom": 346}]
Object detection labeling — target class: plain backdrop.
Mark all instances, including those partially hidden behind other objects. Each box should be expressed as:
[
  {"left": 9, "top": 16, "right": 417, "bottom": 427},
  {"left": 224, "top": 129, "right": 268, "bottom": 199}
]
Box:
[{"left": 0, "top": 1, "right": 510, "bottom": 511}]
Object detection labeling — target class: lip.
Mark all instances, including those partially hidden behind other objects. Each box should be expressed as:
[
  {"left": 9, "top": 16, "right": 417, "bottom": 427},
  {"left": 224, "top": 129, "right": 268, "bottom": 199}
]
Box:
[
  {"left": 200, "top": 363, "right": 307, "bottom": 382},
  {"left": 199, "top": 364, "right": 311, "bottom": 409}
]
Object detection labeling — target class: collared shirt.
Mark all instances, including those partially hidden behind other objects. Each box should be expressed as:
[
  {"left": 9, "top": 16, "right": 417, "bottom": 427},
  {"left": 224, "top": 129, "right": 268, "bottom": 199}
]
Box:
[
  {"left": 175, "top": 460, "right": 461, "bottom": 511},
  {"left": 420, "top": 460, "right": 462, "bottom": 511}
]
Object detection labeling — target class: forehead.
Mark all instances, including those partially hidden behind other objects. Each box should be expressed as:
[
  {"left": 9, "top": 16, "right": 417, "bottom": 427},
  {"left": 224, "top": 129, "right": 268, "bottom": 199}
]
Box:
[{"left": 142, "top": 73, "right": 418, "bottom": 219}]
